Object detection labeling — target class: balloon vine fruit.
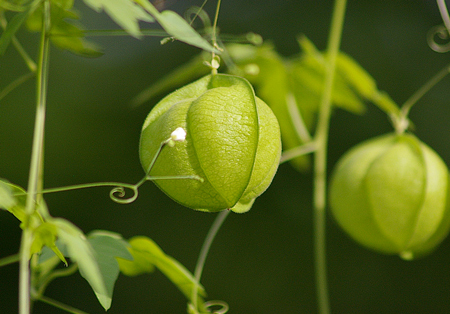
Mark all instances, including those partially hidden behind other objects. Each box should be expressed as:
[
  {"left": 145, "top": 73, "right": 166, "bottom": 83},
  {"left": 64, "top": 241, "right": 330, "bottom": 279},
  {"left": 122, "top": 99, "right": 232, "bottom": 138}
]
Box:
[
  {"left": 329, "top": 133, "right": 450, "bottom": 259},
  {"left": 139, "top": 74, "right": 281, "bottom": 213}
]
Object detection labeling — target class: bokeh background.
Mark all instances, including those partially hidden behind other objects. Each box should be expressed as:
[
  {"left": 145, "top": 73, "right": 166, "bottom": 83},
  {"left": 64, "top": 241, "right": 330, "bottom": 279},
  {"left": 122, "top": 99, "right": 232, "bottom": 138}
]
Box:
[{"left": 1, "top": 0, "right": 450, "bottom": 313}]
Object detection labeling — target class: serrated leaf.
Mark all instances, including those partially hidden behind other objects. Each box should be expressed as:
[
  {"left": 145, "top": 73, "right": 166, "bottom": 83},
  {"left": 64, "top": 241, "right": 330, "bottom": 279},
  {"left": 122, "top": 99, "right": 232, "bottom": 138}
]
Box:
[
  {"left": 86, "top": 230, "right": 133, "bottom": 310},
  {"left": 0, "top": 0, "right": 40, "bottom": 55},
  {"left": 30, "top": 222, "right": 67, "bottom": 266},
  {"left": 52, "top": 218, "right": 109, "bottom": 311},
  {"left": 117, "top": 236, "right": 206, "bottom": 305},
  {"left": 0, "top": 180, "right": 66, "bottom": 264},
  {"left": 82, "top": 0, "right": 154, "bottom": 38},
  {"left": 136, "top": 0, "right": 219, "bottom": 53}
]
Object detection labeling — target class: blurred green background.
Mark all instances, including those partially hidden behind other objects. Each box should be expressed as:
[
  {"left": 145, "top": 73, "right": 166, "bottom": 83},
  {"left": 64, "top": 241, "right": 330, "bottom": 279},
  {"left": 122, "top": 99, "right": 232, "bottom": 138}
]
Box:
[{"left": 1, "top": 0, "right": 450, "bottom": 313}]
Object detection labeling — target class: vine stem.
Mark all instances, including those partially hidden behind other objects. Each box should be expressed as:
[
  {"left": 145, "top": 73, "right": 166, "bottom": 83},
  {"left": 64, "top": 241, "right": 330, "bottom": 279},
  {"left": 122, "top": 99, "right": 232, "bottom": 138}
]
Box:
[
  {"left": 210, "top": 0, "right": 222, "bottom": 75},
  {"left": 437, "top": 0, "right": 450, "bottom": 33},
  {"left": 192, "top": 209, "right": 230, "bottom": 312},
  {"left": 399, "top": 63, "right": 450, "bottom": 124},
  {"left": 37, "top": 296, "right": 89, "bottom": 314},
  {"left": 18, "top": 1, "right": 51, "bottom": 314},
  {"left": 0, "top": 253, "right": 20, "bottom": 267},
  {"left": 313, "top": 0, "right": 347, "bottom": 313}
]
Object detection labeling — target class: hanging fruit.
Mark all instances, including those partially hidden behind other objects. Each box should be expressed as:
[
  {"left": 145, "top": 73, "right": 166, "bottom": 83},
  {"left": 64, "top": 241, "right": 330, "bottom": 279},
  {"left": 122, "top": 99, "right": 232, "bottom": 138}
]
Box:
[
  {"left": 329, "top": 133, "right": 450, "bottom": 259},
  {"left": 139, "top": 74, "right": 281, "bottom": 213}
]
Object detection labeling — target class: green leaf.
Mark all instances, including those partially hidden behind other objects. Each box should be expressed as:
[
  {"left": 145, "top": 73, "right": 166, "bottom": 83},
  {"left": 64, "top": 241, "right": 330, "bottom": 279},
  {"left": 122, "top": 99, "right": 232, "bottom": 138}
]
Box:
[
  {"left": 0, "top": 0, "right": 32, "bottom": 12},
  {"left": 0, "top": 179, "right": 16, "bottom": 210},
  {"left": 131, "top": 53, "right": 210, "bottom": 107},
  {"left": 82, "top": 0, "right": 154, "bottom": 38},
  {"left": 227, "top": 43, "right": 312, "bottom": 172},
  {"left": 26, "top": 3, "right": 103, "bottom": 57},
  {"left": 290, "top": 42, "right": 367, "bottom": 115},
  {"left": 0, "top": 180, "right": 66, "bottom": 264},
  {"left": 0, "top": 0, "right": 40, "bottom": 55},
  {"left": 335, "top": 52, "right": 377, "bottom": 100},
  {"left": 31, "top": 222, "right": 68, "bottom": 266},
  {"left": 86, "top": 230, "right": 133, "bottom": 310},
  {"left": 117, "top": 236, "right": 206, "bottom": 305},
  {"left": 52, "top": 218, "right": 109, "bottom": 311},
  {"left": 136, "top": 0, "right": 219, "bottom": 53},
  {"left": 0, "top": 179, "right": 43, "bottom": 225},
  {"left": 52, "top": 0, "right": 75, "bottom": 10}
]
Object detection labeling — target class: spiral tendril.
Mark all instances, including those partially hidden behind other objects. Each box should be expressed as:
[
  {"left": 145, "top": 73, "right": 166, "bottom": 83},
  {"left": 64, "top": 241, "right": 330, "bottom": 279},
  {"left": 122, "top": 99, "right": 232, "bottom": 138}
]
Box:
[
  {"left": 204, "top": 300, "right": 229, "bottom": 314},
  {"left": 427, "top": 25, "right": 450, "bottom": 53},
  {"left": 185, "top": 6, "right": 211, "bottom": 29},
  {"left": 109, "top": 186, "right": 139, "bottom": 204}
]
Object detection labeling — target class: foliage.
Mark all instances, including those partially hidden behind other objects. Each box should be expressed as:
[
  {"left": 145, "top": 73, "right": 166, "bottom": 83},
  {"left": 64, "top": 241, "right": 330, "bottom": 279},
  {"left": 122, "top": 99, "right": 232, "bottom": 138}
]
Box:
[{"left": 1, "top": 0, "right": 450, "bottom": 313}]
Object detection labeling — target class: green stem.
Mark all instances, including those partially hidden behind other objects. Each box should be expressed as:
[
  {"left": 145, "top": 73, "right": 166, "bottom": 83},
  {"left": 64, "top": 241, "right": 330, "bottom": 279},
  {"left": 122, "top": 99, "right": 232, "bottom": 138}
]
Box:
[
  {"left": 0, "top": 253, "right": 20, "bottom": 267},
  {"left": 211, "top": 0, "right": 221, "bottom": 47},
  {"left": 52, "top": 29, "right": 169, "bottom": 37},
  {"left": 37, "top": 295, "right": 89, "bottom": 314},
  {"left": 34, "top": 264, "right": 78, "bottom": 298},
  {"left": 286, "top": 92, "right": 312, "bottom": 143},
  {"left": 280, "top": 142, "right": 316, "bottom": 164},
  {"left": 437, "top": 0, "right": 450, "bottom": 33},
  {"left": 400, "top": 63, "right": 450, "bottom": 121},
  {"left": 12, "top": 36, "right": 38, "bottom": 72},
  {"left": 0, "top": 13, "right": 37, "bottom": 72},
  {"left": 192, "top": 210, "right": 230, "bottom": 312},
  {"left": 312, "top": 0, "right": 347, "bottom": 313},
  {"left": 18, "top": 2, "right": 51, "bottom": 314},
  {"left": 210, "top": 0, "right": 222, "bottom": 75},
  {"left": 0, "top": 72, "right": 35, "bottom": 102}
]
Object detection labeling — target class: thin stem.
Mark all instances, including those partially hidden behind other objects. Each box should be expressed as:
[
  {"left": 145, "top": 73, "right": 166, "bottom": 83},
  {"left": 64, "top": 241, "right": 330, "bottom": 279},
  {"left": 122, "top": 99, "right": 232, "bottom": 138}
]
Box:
[
  {"left": 51, "top": 29, "right": 169, "bottom": 37},
  {"left": 34, "top": 264, "right": 78, "bottom": 298},
  {"left": 210, "top": 0, "right": 222, "bottom": 75},
  {"left": 12, "top": 37, "right": 38, "bottom": 72},
  {"left": 18, "top": 2, "right": 51, "bottom": 314},
  {"left": 37, "top": 295, "right": 89, "bottom": 314},
  {"left": 0, "top": 72, "right": 35, "bottom": 102},
  {"left": 188, "top": 0, "right": 210, "bottom": 26},
  {"left": 192, "top": 210, "right": 230, "bottom": 312},
  {"left": 0, "top": 14, "right": 37, "bottom": 72},
  {"left": 437, "top": 0, "right": 450, "bottom": 33},
  {"left": 211, "top": 0, "right": 221, "bottom": 47},
  {"left": 400, "top": 63, "right": 450, "bottom": 119},
  {"left": 280, "top": 142, "right": 317, "bottom": 164},
  {"left": 0, "top": 253, "right": 20, "bottom": 267},
  {"left": 286, "top": 92, "right": 312, "bottom": 143},
  {"left": 312, "top": 0, "right": 347, "bottom": 313}
]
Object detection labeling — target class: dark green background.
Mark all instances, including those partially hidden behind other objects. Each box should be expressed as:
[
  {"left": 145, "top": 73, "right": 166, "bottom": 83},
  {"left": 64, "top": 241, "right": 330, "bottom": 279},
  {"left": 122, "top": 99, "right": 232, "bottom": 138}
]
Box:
[{"left": 1, "top": 0, "right": 450, "bottom": 313}]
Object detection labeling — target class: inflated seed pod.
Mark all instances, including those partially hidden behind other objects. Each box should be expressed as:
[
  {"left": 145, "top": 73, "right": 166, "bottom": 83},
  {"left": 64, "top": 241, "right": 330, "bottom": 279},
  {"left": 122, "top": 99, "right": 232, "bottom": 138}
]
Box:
[
  {"left": 139, "top": 74, "right": 281, "bottom": 213},
  {"left": 329, "top": 133, "right": 450, "bottom": 259}
]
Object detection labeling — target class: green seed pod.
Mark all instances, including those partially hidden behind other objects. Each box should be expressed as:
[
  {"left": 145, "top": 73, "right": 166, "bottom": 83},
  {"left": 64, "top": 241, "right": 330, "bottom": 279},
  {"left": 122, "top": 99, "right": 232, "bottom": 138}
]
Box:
[
  {"left": 139, "top": 74, "right": 281, "bottom": 213},
  {"left": 329, "top": 133, "right": 450, "bottom": 259}
]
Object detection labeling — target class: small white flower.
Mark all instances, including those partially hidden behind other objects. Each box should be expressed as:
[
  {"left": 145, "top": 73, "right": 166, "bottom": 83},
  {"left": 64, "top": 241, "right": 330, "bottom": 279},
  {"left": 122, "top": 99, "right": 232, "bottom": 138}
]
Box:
[{"left": 171, "top": 127, "right": 186, "bottom": 141}]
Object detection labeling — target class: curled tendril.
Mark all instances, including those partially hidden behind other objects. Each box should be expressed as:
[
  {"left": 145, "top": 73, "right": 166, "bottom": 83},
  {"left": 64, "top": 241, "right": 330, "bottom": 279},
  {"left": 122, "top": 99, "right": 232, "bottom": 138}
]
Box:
[
  {"left": 427, "top": 25, "right": 450, "bottom": 53},
  {"left": 109, "top": 185, "right": 138, "bottom": 204},
  {"left": 204, "top": 300, "right": 229, "bottom": 314},
  {"left": 185, "top": 6, "right": 212, "bottom": 29}
]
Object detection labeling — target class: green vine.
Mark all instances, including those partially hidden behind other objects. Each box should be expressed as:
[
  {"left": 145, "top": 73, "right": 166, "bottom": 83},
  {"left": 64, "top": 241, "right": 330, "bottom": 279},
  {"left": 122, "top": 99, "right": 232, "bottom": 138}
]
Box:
[
  {"left": 19, "top": 1, "right": 51, "bottom": 313},
  {"left": 312, "top": 0, "right": 347, "bottom": 313}
]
